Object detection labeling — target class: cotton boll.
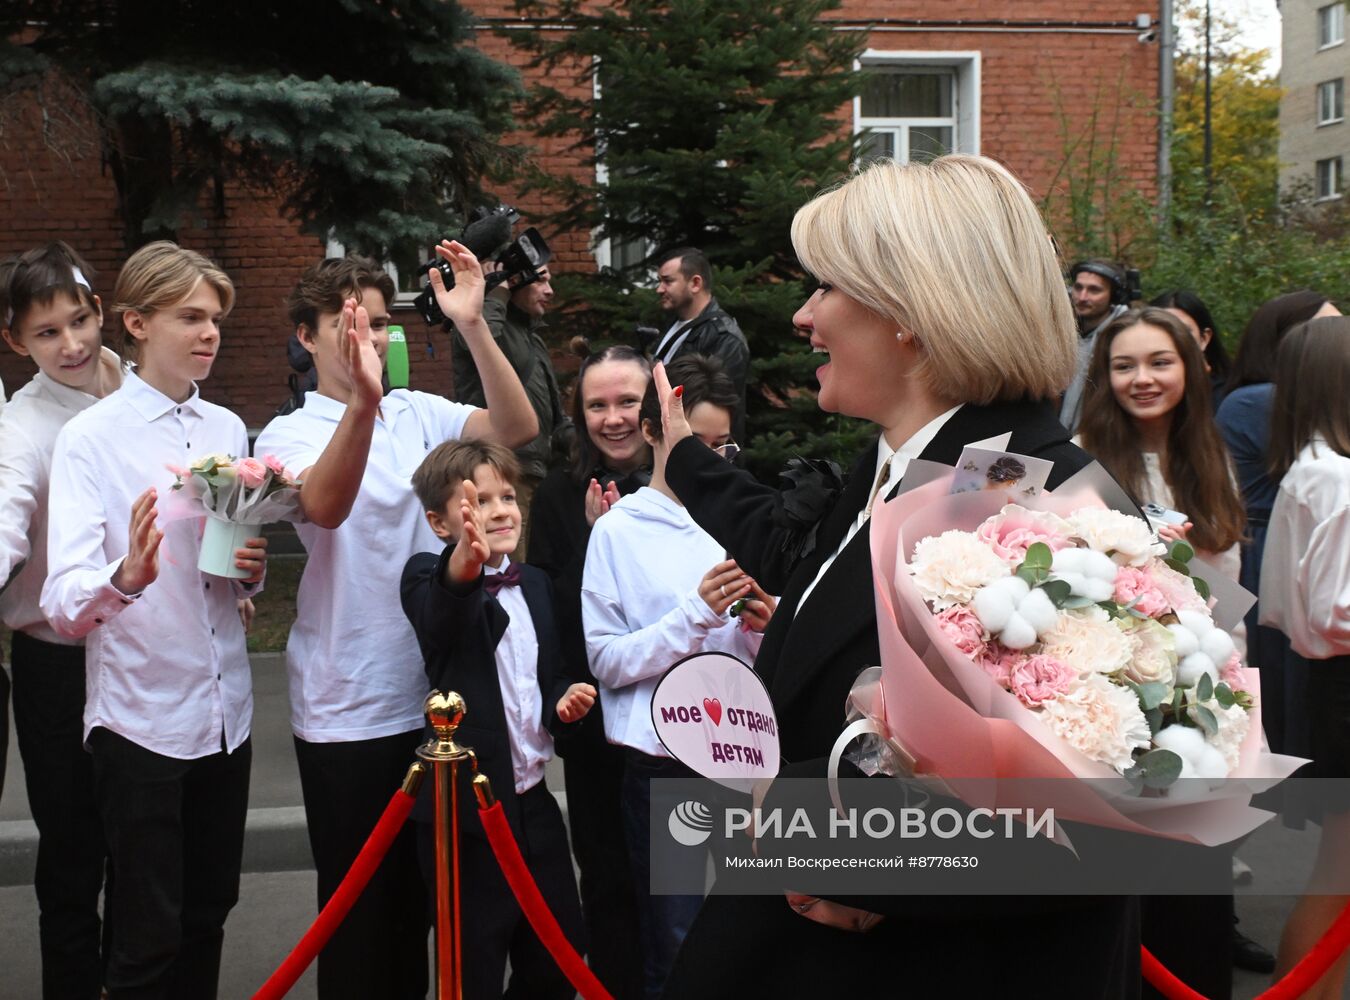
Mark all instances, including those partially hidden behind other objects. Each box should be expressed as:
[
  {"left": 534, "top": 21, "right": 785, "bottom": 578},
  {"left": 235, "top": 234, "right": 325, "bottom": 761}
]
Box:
[
  {"left": 1082, "top": 550, "right": 1119, "bottom": 582},
  {"left": 1018, "top": 589, "right": 1059, "bottom": 635},
  {"left": 1154, "top": 724, "right": 1208, "bottom": 761},
  {"left": 1176, "top": 609, "right": 1214, "bottom": 638},
  {"left": 993, "top": 576, "right": 1031, "bottom": 601},
  {"left": 1191, "top": 743, "right": 1229, "bottom": 781},
  {"left": 1000, "top": 613, "right": 1039, "bottom": 650},
  {"left": 1167, "top": 624, "right": 1200, "bottom": 658},
  {"left": 1053, "top": 549, "right": 1087, "bottom": 574},
  {"left": 1080, "top": 578, "right": 1117, "bottom": 603},
  {"left": 973, "top": 587, "right": 1016, "bottom": 632},
  {"left": 1200, "top": 629, "right": 1235, "bottom": 667},
  {"left": 1177, "top": 651, "right": 1217, "bottom": 688}
]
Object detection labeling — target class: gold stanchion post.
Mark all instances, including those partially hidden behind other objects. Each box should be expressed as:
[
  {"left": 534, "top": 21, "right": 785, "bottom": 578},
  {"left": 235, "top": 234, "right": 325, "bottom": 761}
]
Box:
[{"left": 417, "top": 691, "right": 476, "bottom": 1000}]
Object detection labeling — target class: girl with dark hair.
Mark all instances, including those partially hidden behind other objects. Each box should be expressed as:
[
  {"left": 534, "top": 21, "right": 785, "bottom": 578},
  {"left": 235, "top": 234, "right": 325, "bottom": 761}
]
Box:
[
  {"left": 1216, "top": 290, "right": 1340, "bottom": 757},
  {"left": 1078, "top": 307, "right": 1245, "bottom": 572},
  {"left": 1149, "top": 289, "right": 1230, "bottom": 405},
  {"left": 582, "top": 353, "right": 773, "bottom": 999},
  {"left": 1261, "top": 317, "right": 1350, "bottom": 997},
  {"left": 526, "top": 341, "right": 654, "bottom": 1000}
]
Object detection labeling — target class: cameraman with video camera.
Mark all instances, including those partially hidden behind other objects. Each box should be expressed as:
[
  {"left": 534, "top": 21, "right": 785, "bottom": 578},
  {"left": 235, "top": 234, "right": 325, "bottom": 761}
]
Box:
[{"left": 451, "top": 257, "right": 570, "bottom": 558}]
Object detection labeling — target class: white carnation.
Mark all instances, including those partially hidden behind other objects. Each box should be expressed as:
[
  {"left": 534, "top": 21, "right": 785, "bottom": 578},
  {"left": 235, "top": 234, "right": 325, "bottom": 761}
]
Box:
[
  {"left": 1040, "top": 673, "right": 1152, "bottom": 772},
  {"left": 1067, "top": 508, "right": 1158, "bottom": 567},
  {"left": 1039, "top": 608, "right": 1135, "bottom": 675},
  {"left": 910, "top": 530, "right": 1011, "bottom": 611},
  {"left": 1205, "top": 701, "right": 1250, "bottom": 773}
]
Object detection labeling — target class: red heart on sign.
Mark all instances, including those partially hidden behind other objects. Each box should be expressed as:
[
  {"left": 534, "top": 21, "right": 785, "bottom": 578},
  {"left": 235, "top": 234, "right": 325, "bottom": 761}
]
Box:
[{"left": 703, "top": 697, "right": 723, "bottom": 726}]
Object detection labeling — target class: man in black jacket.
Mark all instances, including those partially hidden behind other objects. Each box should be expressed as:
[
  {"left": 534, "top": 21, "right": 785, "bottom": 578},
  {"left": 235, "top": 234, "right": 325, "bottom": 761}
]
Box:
[{"left": 650, "top": 247, "right": 750, "bottom": 444}]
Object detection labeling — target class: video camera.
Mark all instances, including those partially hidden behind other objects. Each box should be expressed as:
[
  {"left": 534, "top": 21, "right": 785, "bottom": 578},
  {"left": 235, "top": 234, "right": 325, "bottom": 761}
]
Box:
[{"left": 413, "top": 205, "right": 554, "bottom": 326}]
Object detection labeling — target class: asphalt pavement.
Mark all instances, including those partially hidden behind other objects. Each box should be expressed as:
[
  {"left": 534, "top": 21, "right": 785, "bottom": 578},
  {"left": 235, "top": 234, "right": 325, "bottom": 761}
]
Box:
[{"left": 0, "top": 654, "right": 1345, "bottom": 998}]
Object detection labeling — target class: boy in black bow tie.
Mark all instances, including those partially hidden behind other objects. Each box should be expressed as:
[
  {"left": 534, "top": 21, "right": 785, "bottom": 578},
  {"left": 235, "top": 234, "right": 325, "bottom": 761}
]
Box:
[{"left": 402, "top": 439, "right": 594, "bottom": 999}]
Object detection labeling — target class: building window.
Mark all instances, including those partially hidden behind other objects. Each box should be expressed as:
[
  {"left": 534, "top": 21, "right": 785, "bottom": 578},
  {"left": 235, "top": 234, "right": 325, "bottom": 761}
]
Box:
[
  {"left": 1320, "top": 4, "right": 1345, "bottom": 49},
  {"left": 325, "top": 236, "right": 421, "bottom": 306},
  {"left": 853, "top": 50, "right": 981, "bottom": 165},
  {"left": 1318, "top": 79, "right": 1345, "bottom": 125},
  {"left": 1317, "top": 157, "right": 1343, "bottom": 199}
]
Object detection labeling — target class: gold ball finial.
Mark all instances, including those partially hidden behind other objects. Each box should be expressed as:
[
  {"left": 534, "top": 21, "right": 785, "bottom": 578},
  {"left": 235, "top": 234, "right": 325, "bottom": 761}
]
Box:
[{"left": 424, "top": 690, "right": 466, "bottom": 730}]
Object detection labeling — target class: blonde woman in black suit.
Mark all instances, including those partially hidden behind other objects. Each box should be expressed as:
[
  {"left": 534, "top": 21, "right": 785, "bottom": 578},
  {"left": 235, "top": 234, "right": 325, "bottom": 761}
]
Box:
[{"left": 654, "top": 155, "right": 1142, "bottom": 998}]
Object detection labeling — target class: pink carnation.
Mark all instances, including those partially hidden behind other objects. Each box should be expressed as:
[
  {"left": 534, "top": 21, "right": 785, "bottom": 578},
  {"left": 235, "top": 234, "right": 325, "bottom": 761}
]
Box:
[
  {"left": 975, "top": 505, "right": 1075, "bottom": 564},
  {"left": 1148, "top": 559, "right": 1210, "bottom": 614},
  {"left": 977, "top": 643, "right": 1026, "bottom": 686},
  {"left": 262, "top": 454, "right": 286, "bottom": 476},
  {"left": 237, "top": 457, "right": 268, "bottom": 489},
  {"left": 1010, "top": 654, "right": 1078, "bottom": 706},
  {"left": 935, "top": 605, "right": 988, "bottom": 660},
  {"left": 1113, "top": 566, "right": 1171, "bottom": 618},
  {"left": 1220, "top": 652, "right": 1249, "bottom": 691}
]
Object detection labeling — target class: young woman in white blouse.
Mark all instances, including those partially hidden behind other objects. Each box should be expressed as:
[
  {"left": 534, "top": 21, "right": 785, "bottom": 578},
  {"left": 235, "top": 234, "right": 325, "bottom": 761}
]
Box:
[
  {"left": 1261, "top": 317, "right": 1350, "bottom": 997},
  {"left": 1077, "top": 307, "right": 1246, "bottom": 591}
]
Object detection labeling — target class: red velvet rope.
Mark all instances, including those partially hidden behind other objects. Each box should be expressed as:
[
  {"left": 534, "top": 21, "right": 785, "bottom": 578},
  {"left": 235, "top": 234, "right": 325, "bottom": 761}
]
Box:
[
  {"left": 478, "top": 800, "right": 615, "bottom": 1000},
  {"left": 252, "top": 787, "right": 417, "bottom": 1000},
  {"left": 1142, "top": 900, "right": 1350, "bottom": 1000}
]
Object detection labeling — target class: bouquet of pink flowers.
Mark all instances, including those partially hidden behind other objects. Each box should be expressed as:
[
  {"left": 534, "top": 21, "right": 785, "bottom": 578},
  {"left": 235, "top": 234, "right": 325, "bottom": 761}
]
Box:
[
  {"left": 168, "top": 454, "right": 302, "bottom": 578},
  {"left": 838, "top": 459, "right": 1304, "bottom": 846}
]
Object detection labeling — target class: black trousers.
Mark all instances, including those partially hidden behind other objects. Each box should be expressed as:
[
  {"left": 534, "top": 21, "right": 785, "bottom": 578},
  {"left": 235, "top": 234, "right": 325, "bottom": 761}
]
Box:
[
  {"left": 294, "top": 730, "right": 429, "bottom": 1000},
  {"left": 561, "top": 724, "right": 644, "bottom": 1000},
  {"left": 0, "top": 658, "right": 9, "bottom": 804},
  {"left": 416, "top": 780, "right": 584, "bottom": 1000},
  {"left": 89, "top": 727, "right": 250, "bottom": 1000},
  {"left": 11, "top": 632, "right": 110, "bottom": 1000}
]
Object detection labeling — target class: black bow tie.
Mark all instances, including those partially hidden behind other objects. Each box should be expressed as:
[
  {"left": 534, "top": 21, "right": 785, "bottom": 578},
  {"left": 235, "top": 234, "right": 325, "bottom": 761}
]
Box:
[{"left": 483, "top": 563, "right": 523, "bottom": 596}]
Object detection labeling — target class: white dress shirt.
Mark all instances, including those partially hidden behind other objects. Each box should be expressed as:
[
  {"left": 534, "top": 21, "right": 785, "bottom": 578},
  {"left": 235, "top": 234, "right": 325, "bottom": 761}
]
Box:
[
  {"left": 255, "top": 388, "right": 477, "bottom": 742},
  {"left": 0, "top": 349, "right": 124, "bottom": 644},
  {"left": 1260, "top": 440, "right": 1350, "bottom": 660},
  {"left": 485, "top": 556, "right": 552, "bottom": 793},
  {"left": 41, "top": 372, "right": 253, "bottom": 758},
  {"left": 583, "top": 487, "right": 763, "bottom": 757},
  {"left": 796, "top": 405, "right": 963, "bottom": 613}
]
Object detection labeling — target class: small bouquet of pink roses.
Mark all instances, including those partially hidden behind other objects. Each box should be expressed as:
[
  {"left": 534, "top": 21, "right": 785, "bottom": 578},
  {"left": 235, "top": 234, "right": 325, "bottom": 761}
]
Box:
[
  {"left": 168, "top": 454, "right": 301, "bottom": 578},
  {"left": 837, "top": 458, "right": 1305, "bottom": 847}
]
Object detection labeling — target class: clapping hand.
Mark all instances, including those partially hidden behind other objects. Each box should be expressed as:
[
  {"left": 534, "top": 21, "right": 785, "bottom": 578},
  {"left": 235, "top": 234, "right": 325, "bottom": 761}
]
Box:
[
  {"left": 111, "top": 488, "right": 163, "bottom": 595},
  {"left": 556, "top": 682, "right": 597, "bottom": 723},
  {"left": 447, "top": 480, "right": 491, "bottom": 584},
  {"left": 339, "top": 297, "right": 383, "bottom": 409},
  {"left": 584, "top": 478, "right": 622, "bottom": 527}
]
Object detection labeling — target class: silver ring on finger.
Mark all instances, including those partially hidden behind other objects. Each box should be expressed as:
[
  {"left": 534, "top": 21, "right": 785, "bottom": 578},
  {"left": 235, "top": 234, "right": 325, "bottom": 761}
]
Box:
[
  {"left": 720, "top": 584, "right": 727, "bottom": 598},
  {"left": 793, "top": 899, "right": 819, "bottom": 915}
]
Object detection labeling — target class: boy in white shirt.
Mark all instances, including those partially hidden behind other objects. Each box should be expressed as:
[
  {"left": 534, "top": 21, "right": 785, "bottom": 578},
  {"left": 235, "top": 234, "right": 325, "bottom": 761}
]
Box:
[
  {"left": 41, "top": 241, "right": 267, "bottom": 999},
  {"left": 254, "top": 245, "right": 536, "bottom": 998},
  {"left": 0, "top": 242, "right": 123, "bottom": 997}
]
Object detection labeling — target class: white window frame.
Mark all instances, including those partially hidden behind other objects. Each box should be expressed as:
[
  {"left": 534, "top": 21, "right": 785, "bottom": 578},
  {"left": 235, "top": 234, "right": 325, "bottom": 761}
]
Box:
[
  {"left": 591, "top": 60, "right": 653, "bottom": 275},
  {"left": 325, "top": 235, "right": 420, "bottom": 307},
  {"left": 853, "top": 50, "right": 981, "bottom": 163},
  {"left": 1318, "top": 79, "right": 1345, "bottom": 126},
  {"left": 1320, "top": 3, "right": 1345, "bottom": 50},
  {"left": 1317, "top": 156, "right": 1344, "bottom": 200}
]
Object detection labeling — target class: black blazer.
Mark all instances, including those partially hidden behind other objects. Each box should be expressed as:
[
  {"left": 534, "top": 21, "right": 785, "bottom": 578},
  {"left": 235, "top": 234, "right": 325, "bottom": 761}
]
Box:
[
  {"left": 668, "top": 397, "right": 1097, "bottom": 762},
  {"left": 663, "top": 399, "right": 1140, "bottom": 997},
  {"left": 400, "top": 550, "right": 575, "bottom": 839}
]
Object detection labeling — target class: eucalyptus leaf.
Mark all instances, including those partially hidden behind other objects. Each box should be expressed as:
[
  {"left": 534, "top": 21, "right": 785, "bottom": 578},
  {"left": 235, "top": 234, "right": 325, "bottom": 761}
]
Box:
[
  {"left": 1214, "top": 684, "right": 1236, "bottom": 708},
  {"left": 1168, "top": 539, "right": 1195, "bottom": 564},
  {"left": 1196, "top": 672, "right": 1214, "bottom": 702},
  {"left": 1135, "top": 681, "right": 1171, "bottom": 711},
  {"left": 1133, "top": 748, "right": 1184, "bottom": 789},
  {"left": 1192, "top": 576, "right": 1211, "bottom": 601},
  {"left": 1063, "top": 595, "right": 1097, "bottom": 610},
  {"left": 1145, "top": 707, "right": 1164, "bottom": 736},
  {"left": 1041, "top": 580, "right": 1072, "bottom": 606},
  {"left": 1023, "top": 542, "right": 1053, "bottom": 571},
  {"left": 1164, "top": 558, "right": 1192, "bottom": 577},
  {"left": 1192, "top": 704, "right": 1219, "bottom": 736}
]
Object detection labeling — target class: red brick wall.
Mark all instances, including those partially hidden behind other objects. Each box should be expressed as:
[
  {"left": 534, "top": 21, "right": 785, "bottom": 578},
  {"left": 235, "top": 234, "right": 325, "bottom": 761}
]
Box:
[{"left": 0, "top": 1, "right": 1158, "bottom": 428}]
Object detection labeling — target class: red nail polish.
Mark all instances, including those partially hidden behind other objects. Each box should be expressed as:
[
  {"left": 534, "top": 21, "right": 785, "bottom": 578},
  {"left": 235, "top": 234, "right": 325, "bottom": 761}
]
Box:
[{"left": 673, "top": 385, "right": 684, "bottom": 399}]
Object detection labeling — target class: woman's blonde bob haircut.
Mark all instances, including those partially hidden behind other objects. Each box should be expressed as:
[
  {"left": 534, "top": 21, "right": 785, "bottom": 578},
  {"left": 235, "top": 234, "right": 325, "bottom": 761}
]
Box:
[{"left": 791, "top": 155, "right": 1076, "bottom": 404}]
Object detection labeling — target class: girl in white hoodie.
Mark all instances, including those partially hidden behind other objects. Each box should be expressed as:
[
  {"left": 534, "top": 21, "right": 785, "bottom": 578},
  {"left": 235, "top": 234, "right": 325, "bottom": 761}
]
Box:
[{"left": 582, "top": 354, "right": 774, "bottom": 1000}]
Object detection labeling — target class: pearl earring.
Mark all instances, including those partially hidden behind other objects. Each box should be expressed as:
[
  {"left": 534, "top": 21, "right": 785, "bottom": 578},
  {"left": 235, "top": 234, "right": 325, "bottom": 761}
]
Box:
[{"left": 895, "top": 331, "right": 906, "bottom": 343}]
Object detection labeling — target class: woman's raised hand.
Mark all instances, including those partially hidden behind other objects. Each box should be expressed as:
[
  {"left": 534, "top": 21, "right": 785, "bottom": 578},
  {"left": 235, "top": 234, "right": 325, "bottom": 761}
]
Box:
[
  {"left": 653, "top": 361, "right": 693, "bottom": 450},
  {"left": 429, "top": 240, "right": 487, "bottom": 330}
]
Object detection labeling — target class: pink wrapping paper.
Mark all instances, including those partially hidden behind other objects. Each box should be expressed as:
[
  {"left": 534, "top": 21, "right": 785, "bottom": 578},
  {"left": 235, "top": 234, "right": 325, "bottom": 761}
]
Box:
[{"left": 861, "top": 471, "right": 1306, "bottom": 846}]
